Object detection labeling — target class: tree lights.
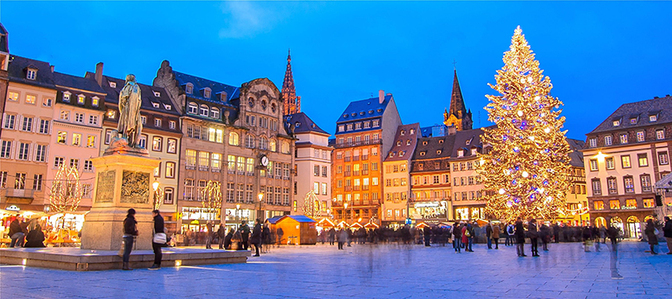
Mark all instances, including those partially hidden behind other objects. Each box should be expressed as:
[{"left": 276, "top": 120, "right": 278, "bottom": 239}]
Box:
[{"left": 478, "top": 26, "right": 572, "bottom": 222}]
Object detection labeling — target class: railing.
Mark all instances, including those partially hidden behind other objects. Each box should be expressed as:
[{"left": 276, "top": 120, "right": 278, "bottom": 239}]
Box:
[
  {"left": 334, "top": 139, "right": 382, "bottom": 149},
  {"left": 362, "top": 185, "right": 369, "bottom": 191},
  {"left": 353, "top": 156, "right": 360, "bottom": 161},
  {"left": 344, "top": 157, "right": 351, "bottom": 162},
  {"left": 212, "top": 168, "right": 221, "bottom": 173},
  {"left": 344, "top": 186, "right": 352, "bottom": 191},
  {"left": 362, "top": 155, "right": 368, "bottom": 160},
  {"left": 198, "top": 166, "right": 209, "bottom": 171},
  {"left": 362, "top": 170, "right": 369, "bottom": 175},
  {"left": 4, "top": 189, "right": 35, "bottom": 199},
  {"left": 186, "top": 165, "right": 196, "bottom": 170},
  {"left": 344, "top": 171, "right": 351, "bottom": 177}
]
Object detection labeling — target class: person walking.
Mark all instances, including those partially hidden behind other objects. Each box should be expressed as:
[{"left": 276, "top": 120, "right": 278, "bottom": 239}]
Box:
[
  {"left": 540, "top": 224, "right": 550, "bottom": 251},
  {"left": 122, "top": 208, "right": 138, "bottom": 270},
  {"left": 262, "top": 222, "right": 271, "bottom": 253},
  {"left": 217, "top": 224, "right": 226, "bottom": 249},
  {"left": 423, "top": 226, "right": 431, "bottom": 247},
  {"left": 644, "top": 219, "right": 659, "bottom": 255},
  {"left": 466, "top": 223, "right": 475, "bottom": 252},
  {"left": 276, "top": 227, "right": 284, "bottom": 247},
  {"left": 515, "top": 217, "right": 526, "bottom": 257},
  {"left": 224, "top": 228, "right": 234, "bottom": 250},
  {"left": 250, "top": 218, "right": 262, "bottom": 257},
  {"left": 664, "top": 217, "right": 672, "bottom": 254},
  {"left": 582, "top": 225, "right": 593, "bottom": 252},
  {"left": 337, "top": 228, "right": 347, "bottom": 250},
  {"left": 205, "top": 222, "right": 213, "bottom": 249},
  {"left": 452, "top": 222, "right": 462, "bottom": 253},
  {"left": 486, "top": 222, "right": 493, "bottom": 249},
  {"left": 506, "top": 222, "right": 515, "bottom": 246},
  {"left": 8, "top": 217, "right": 24, "bottom": 248},
  {"left": 24, "top": 224, "right": 46, "bottom": 248},
  {"left": 149, "top": 210, "right": 164, "bottom": 270},
  {"left": 239, "top": 220, "right": 250, "bottom": 250},
  {"left": 492, "top": 223, "right": 500, "bottom": 249},
  {"left": 528, "top": 219, "right": 539, "bottom": 257}
]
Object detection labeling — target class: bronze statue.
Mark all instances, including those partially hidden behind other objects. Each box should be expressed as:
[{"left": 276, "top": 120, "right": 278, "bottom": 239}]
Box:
[{"left": 117, "top": 74, "right": 143, "bottom": 148}]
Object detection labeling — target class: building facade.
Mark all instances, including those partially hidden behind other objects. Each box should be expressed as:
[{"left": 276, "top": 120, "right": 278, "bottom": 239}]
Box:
[
  {"left": 286, "top": 112, "right": 332, "bottom": 217},
  {"left": 409, "top": 135, "right": 454, "bottom": 222},
  {"left": 1, "top": 56, "right": 56, "bottom": 212},
  {"left": 382, "top": 123, "right": 420, "bottom": 225},
  {"left": 583, "top": 96, "right": 672, "bottom": 238},
  {"left": 449, "top": 128, "right": 487, "bottom": 221},
  {"left": 281, "top": 50, "right": 300, "bottom": 116},
  {"left": 560, "top": 138, "right": 588, "bottom": 226},
  {"left": 332, "top": 91, "right": 402, "bottom": 225}
]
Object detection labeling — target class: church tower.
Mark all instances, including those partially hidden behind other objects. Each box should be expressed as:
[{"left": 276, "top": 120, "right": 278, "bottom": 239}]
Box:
[
  {"left": 443, "top": 68, "right": 473, "bottom": 131},
  {"left": 282, "top": 49, "right": 300, "bottom": 115}
]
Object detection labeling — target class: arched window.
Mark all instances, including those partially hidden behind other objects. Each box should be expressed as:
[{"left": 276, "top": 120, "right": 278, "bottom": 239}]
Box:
[
  {"left": 200, "top": 104, "right": 209, "bottom": 116},
  {"left": 269, "top": 139, "right": 277, "bottom": 152},
  {"left": 259, "top": 137, "right": 268, "bottom": 150},
  {"left": 228, "top": 132, "right": 239, "bottom": 146},
  {"left": 246, "top": 135, "right": 255, "bottom": 148},
  {"left": 281, "top": 141, "right": 290, "bottom": 154},
  {"left": 210, "top": 107, "right": 220, "bottom": 119},
  {"left": 187, "top": 102, "right": 198, "bottom": 114}
]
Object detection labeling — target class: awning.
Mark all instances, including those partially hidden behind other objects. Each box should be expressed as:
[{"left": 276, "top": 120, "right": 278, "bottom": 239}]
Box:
[{"left": 655, "top": 172, "right": 672, "bottom": 190}]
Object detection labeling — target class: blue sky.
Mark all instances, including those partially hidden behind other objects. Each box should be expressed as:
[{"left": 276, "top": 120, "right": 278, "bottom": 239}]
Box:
[{"left": 2, "top": 1, "right": 671, "bottom": 139}]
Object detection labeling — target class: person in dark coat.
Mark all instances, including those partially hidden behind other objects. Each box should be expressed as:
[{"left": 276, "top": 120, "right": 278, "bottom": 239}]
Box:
[
  {"left": 239, "top": 220, "right": 250, "bottom": 250},
  {"left": 663, "top": 217, "right": 672, "bottom": 254},
  {"left": 337, "top": 228, "right": 347, "bottom": 250},
  {"left": 262, "top": 222, "right": 271, "bottom": 253},
  {"left": 122, "top": 208, "right": 138, "bottom": 270},
  {"left": 276, "top": 227, "right": 284, "bottom": 246},
  {"left": 149, "top": 210, "right": 165, "bottom": 270},
  {"left": 528, "top": 219, "right": 539, "bottom": 257},
  {"left": 217, "top": 224, "right": 226, "bottom": 249},
  {"left": 452, "top": 223, "right": 462, "bottom": 253},
  {"left": 539, "top": 224, "right": 550, "bottom": 251},
  {"left": 250, "top": 218, "right": 262, "bottom": 256},
  {"left": 486, "top": 223, "right": 493, "bottom": 249},
  {"left": 644, "top": 219, "right": 658, "bottom": 255},
  {"left": 24, "top": 224, "right": 46, "bottom": 248},
  {"left": 328, "top": 228, "right": 336, "bottom": 245},
  {"left": 515, "top": 218, "right": 526, "bottom": 257},
  {"left": 224, "top": 228, "right": 234, "bottom": 249},
  {"left": 423, "top": 226, "right": 431, "bottom": 247},
  {"left": 582, "top": 225, "right": 593, "bottom": 252},
  {"left": 9, "top": 217, "right": 24, "bottom": 248}
]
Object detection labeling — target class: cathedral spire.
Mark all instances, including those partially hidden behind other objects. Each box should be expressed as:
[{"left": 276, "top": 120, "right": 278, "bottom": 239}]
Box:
[
  {"left": 443, "top": 68, "right": 473, "bottom": 130},
  {"left": 282, "top": 49, "right": 300, "bottom": 115}
]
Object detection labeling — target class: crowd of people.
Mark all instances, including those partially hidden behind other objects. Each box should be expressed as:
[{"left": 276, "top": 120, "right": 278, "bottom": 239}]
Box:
[{"left": 5, "top": 216, "right": 47, "bottom": 248}]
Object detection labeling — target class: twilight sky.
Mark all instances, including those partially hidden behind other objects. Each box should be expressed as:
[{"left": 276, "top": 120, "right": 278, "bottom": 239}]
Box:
[{"left": 2, "top": 1, "right": 671, "bottom": 140}]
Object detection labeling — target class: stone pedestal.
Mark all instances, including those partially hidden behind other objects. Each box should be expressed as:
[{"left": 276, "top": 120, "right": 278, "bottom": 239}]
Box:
[{"left": 80, "top": 153, "right": 160, "bottom": 251}]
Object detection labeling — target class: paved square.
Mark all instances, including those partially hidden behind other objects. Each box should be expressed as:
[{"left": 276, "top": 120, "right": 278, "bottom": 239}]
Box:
[{"left": 1, "top": 242, "right": 670, "bottom": 298}]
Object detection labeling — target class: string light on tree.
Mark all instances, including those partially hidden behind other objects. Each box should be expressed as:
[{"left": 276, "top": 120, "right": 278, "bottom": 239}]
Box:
[
  {"left": 477, "top": 26, "right": 572, "bottom": 222},
  {"left": 49, "top": 164, "right": 83, "bottom": 229}
]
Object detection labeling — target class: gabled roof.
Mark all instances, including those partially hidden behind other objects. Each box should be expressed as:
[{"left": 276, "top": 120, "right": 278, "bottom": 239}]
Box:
[
  {"left": 412, "top": 135, "right": 456, "bottom": 160},
  {"left": 90, "top": 73, "right": 180, "bottom": 116},
  {"left": 385, "top": 123, "right": 421, "bottom": 162},
  {"left": 450, "top": 128, "right": 485, "bottom": 158},
  {"left": 53, "top": 72, "right": 106, "bottom": 94},
  {"left": 588, "top": 96, "right": 672, "bottom": 134},
  {"left": 336, "top": 94, "right": 392, "bottom": 124},
  {"left": 566, "top": 138, "right": 585, "bottom": 168},
  {"left": 7, "top": 55, "right": 55, "bottom": 89},
  {"left": 285, "top": 112, "right": 329, "bottom": 135},
  {"left": 277, "top": 215, "right": 316, "bottom": 223},
  {"left": 173, "top": 71, "right": 240, "bottom": 105}
]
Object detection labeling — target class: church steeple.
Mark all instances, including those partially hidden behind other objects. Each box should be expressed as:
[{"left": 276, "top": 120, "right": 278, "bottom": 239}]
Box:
[
  {"left": 443, "top": 68, "right": 473, "bottom": 131},
  {"left": 282, "top": 49, "right": 300, "bottom": 115}
]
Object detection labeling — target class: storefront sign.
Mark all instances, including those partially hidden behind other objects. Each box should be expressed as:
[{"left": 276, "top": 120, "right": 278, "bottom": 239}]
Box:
[
  {"left": 415, "top": 202, "right": 440, "bottom": 208},
  {"left": 6, "top": 205, "right": 20, "bottom": 211}
]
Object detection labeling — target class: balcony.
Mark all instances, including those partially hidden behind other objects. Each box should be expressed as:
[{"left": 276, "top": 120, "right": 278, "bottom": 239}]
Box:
[
  {"left": 185, "top": 165, "right": 196, "bottom": 170},
  {"left": 344, "top": 171, "right": 351, "bottom": 177},
  {"left": 353, "top": 186, "right": 360, "bottom": 191},
  {"left": 353, "top": 156, "right": 360, "bottom": 161},
  {"left": 3, "top": 189, "right": 35, "bottom": 204},
  {"left": 334, "top": 139, "right": 382, "bottom": 149}
]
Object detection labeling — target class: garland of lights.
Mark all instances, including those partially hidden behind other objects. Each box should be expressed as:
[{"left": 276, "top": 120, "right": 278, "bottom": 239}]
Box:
[
  {"left": 301, "top": 190, "right": 322, "bottom": 218},
  {"left": 477, "top": 26, "right": 572, "bottom": 222},
  {"left": 49, "top": 164, "right": 83, "bottom": 228},
  {"left": 201, "top": 180, "right": 223, "bottom": 223}
]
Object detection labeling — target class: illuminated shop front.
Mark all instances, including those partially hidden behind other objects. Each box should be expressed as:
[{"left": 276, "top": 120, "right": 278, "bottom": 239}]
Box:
[
  {"left": 412, "top": 201, "right": 448, "bottom": 220},
  {"left": 181, "top": 207, "right": 221, "bottom": 232},
  {"left": 454, "top": 206, "right": 485, "bottom": 221}
]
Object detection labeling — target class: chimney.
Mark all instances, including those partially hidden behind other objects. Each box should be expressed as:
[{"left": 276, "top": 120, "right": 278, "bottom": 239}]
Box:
[
  {"left": 50, "top": 65, "right": 54, "bottom": 73},
  {"left": 378, "top": 90, "right": 384, "bottom": 104},
  {"left": 447, "top": 125, "right": 457, "bottom": 136},
  {"left": 95, "top": 62, "right": 104, "bottom": 86}
]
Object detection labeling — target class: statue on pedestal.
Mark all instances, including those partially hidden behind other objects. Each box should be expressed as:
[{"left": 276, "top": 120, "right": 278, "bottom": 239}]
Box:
[{"left": 117, "top": 74, "right": 143, "bottom": 148}]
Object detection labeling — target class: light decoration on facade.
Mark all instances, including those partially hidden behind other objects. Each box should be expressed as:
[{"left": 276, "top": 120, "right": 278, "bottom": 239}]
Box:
[
  {"left": 477, "top": 26, "right": 572, "bottom": 222},
  {"left": 201, "top": 180, "right": 222, "bottom": 225}
]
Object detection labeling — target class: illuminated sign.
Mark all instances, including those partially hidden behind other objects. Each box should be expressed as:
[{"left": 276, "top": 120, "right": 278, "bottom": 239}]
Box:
[{"left": 6, "top": 205, "right": 20, "bottom": 211}]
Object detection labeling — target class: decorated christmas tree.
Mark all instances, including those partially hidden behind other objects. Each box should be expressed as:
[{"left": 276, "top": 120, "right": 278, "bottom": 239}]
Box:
[{"left": 478, "top": 26, "right": 572, "bottom": 222}]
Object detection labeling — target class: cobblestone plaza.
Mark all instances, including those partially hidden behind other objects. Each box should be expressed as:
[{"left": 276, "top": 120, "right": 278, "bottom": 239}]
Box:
[{"left": 1, "top": 242, "right": 671, "bottom": 299}]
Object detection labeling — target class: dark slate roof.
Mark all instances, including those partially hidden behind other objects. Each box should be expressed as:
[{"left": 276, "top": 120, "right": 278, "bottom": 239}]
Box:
[
  {"left": 7, "top": 55, "right": 55, "bottom": 89},
  {"left": 279, "top": 215, "right": 316, "bottom": 223},
  {"left": 285, "top": 112, "right": 329, "bottom": 135},
  {"left": 173, "top": 71, "right": 240, "bottom": 105},
  {"left": 567, "top": 138, "right": 585, "bottom": 168},
  {"left": 412, "top": 134, "right": 456, "bottom": 160},
  {"left": 385, "top": 123, "right": 421, "bottom": 162},
  {"left": 450, "top": 128, "right": 485, "bottom": 158},
  {"left": 588, "top": 95, "right": 672, "bottom": 134},
  {"left": 336, "top": 94, "right": 392, "bottom": 124},
  {"left": 0, "top": 23, "right": 7, "bottom": 35},
  {"left": 90, "top": 73, "right": 180, "bottom": 116},
  {"left": 53, "top": 72, "right": 106, "bottom": 94},
  {"left": 0, "top": 23, "right": 8, "bottom": 53}
]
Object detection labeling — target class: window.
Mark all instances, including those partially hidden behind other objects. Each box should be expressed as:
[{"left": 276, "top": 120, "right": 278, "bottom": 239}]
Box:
[
  {"left": 36, "top": 119, "right": 49, "bottom": 134},
  {"left": 658, "top": 152, "right": 669, "bottom": 165},
  {"left": 199, "top": 152, "right": 210, "bottom": 170},
  {"left": 87, "top": 135, "right": 96, "bottom": 148},
  {"left": 321, "top": 183, "right": 327, "bottom": 195},
  {"left": 164, "top": 188, "right": 174, "bottom": 205},
  {"left": 210, "top": 108, "right": 220, "bottom": 119},
  {"left": 75, "top": 113, "right": 84, "bottom": 123},
  {"left": 89, "top": 115, "right": 98, "bottom": 125},
  {"left": 625, "top": 199, "right": 637, "bottom": 209},
  {"left": 0, "top": 172, "right": 6, "bottom": 188},
  {"left": 593, "top": 201, "right": 604, "bottom": 210},
  {"left": 591, "top": 179, "right": 601, "bottom": 195},
  {"left": 152, "top": 137, "right": 162, "bottom": 151},
  {"left": 169, "top": 121, "right": 176, "bottom": 130},
  {"left": 167, "top": 139, "right": 177, "bottom": 154},
  {"left": 33, "top": 174, "right": 43, "bottom": 191},
  {"left": 60, "top": 110, "right": 70, "bottom": 121},
  {"left": 229, "top": 132, "right": 239, "bottom": 146},
  {"left": 187, "top": 102, "right": 198, "bottom": 114},
  {"left": 610, "top": 200, "right": 620, "bottom": 210},
  {"left": 210, "top": 153, "right": 221, "bottom": 171},
  {"left": 84, "top": 160, "right": 93, "bottom": 171},
  {"left": 92, "top": 97, "right": 99, "bottom": 107},
  {"left": 21, "top": 116, "right": 33, "bottom": 132},
  {"left": 26, "top": 69, "right": 37, "bottom": 80},
  {"left": 656, "top": 129, "right": 664, "bottom": 140},
  {"left": 43, "top": 98, "right": 52, "bottom": 107},
  {"left": 643, "top": 198, "right": 655, "bottom": 208},
  {"left": 26, "top": 95, "right": 36, "bottom": 104},
  {"left": 15, "top": 173, "right": 26, "bottom": 189},
  {"left": 637, "top": 153, "right": 648, "bottom": 167},
  {"left": 636, "top": 131, "right": 645, "bottom": 142},
  {"left": 640, "top": 174, "right": 652, "bottom": 192},
  {"left": 154, "top": 118, "right": 162, "bottom": 127},
  {"left": 247, "top": 158, "right": 255, "bottom": 175},
  {"left": 605, "top": 157, "right": 614, "bottom": 170},
  {"left": 281, "top": 141, "right": 290, "bottom": 154},
  {"left": 72, "top": 133, "right": 81, "bottom": 146},
  {"left": 35, "top": 144, "right": 46, "bottom": 162},
  {"left": 166, "top": 162, "right": 176, "bottom": 178},
  {"left": 619, "top": 134, "right": 628, "bottom": 144},
  {"left": 63, "top": 92, "right": 71, "bottom": 102},
  {"left": 607, "top": 177, "right": 617, "bottom": 194},
  {"left": 186, "top": 149, "right": 196, "bottom": 167},
  {"left": 17, "top": 143, "right": 29, "bottom": 160},
  {"left": 77, "top": 94, "right": 85, "bottom": 105},
  {"left": 621, "top": 155, "right": 631, "bottom": 168},
  {"left": 69, "top": 158, "right": 79, "bottom": 169},
  {"left": 2, "top": 114, "right": 15, "bottom": 129},
  {"left": 54, "top": 157, "right": 64, "bottom": 168},
  {"left": 138, "top": 135, "right": 147, "bottom": 149},
  {"left": 203, "top": 88, "right": 211, "bottom": 98},
  {"left": 649, "top": 114, "right": 658, "bottom": 122},
  {"left": 612, "top": 119, "right": 620, "bottom": 127},
  {"left": 184, "top": 179, "right": 194, "bottom": 200},
  {"left": 589, "top": 159, "right": 598, "bottom": 171},
  {"left": 200, "top": 105, "right": 208, "bottom": 116},
  {"left": 623, "top": 176, "right": 634, "bottom": 193},
  {"left": 141, "top": 116, "right": 147, "bottom": 125},
  {"left": 604, "top": 136, "right": 612, "bottom": 146},
  {"left": 185, "top": 83, "right": 193, "bottom": 94},
  {"left": 245, "top": 135, "right": 255, "bottom": 148},
  {"left": 7, "top": 91, "right": 18, "bottom": 102}
]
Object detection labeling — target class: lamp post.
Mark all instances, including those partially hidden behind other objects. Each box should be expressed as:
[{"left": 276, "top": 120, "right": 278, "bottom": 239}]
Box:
[{"left": 258, "top": 193, "right": 264, "bottom": 221}]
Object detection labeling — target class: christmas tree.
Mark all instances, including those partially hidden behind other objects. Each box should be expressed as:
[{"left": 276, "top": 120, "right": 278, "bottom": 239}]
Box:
[{"left": 478, "top": 26, "right": 572, "bottom": 222}]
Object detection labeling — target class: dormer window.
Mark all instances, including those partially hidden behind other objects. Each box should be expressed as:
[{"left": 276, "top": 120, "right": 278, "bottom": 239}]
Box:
[
  {"left": 420, "top": 151, "right": 426, "bottom": 157},
  {"left": 294, "top": 122, "right": 301, "bottom": 128},
  {"left": 338, "top": 125, "right": 345, "bottom": 132},
  {"left": 406, "top": 140, "right": 411, "bottom": 145},
  {"left": 629, "top": 117, "right": 638, "bottom": 125},
  {"left": 63, "top": 91, "right": 71, "bottom": 102},
  {"left": 389, "top": 152, "right": 395, "bottom": 157},
  {"left": 164, "top": 104, "right": 172, "bottom": 110},
  {"left": 185, "top": 83, "right": 194, "bottom": 94},
  {"left": 77, "top": 94, "right": 85, "bottom": 105},
  {"left": 187, "top": 102, "right": 198, "bottom": 114},
  {"left": 410, "top": 129, "right": 415, "bottom": 134},
  {"left": 203, "top": 88, "right": 211, "bottom": 99},
  {"left": 109, "top": 81, "right": 117, "bottom": 88},
  {"left": 437, "top": 150, "right": 442, "bottom": 155},
  {"left": 152, "top": 102, "right": 160, "bottom": 108},
  {"left": 400, "top": 130, "right": 405, "bottom": 135},
  {"left": 219, "top": 91, "right": 228, "bottom": 102},
  {"left": 26, "top": 68, "right": 37, "bottom": 80},
  {"left": 649, "top": 114, "right": 658, "bottom": 122},
  {"left": 153, "top": 91, "right": 160, "bottom": 97},
  {"left": 210, "top": 107, "right": 220, "bottom": 119},
  {"left": 466, "top": 137, "right": 473, "bottom": 146},
  {"left": 422, "top": 141, "right": 428, "bottom": 146},
  {"left": 107, "top": 109, "right": 116, "bottom": 119},
  {"left": 92, "top": 97, "right": 99, "bottom": 107},
  {"left": 438, "top": 139, "right": 444, "bottom": 144},
  {"left": 199, "top": 104, "right": 209, "bottom": 116},
  {"left": 396, "top": 141, "right": 401, "bottom": 146},
  {"left": 471, "top": 148, "right": 478, "bottom": 155},
  {"left": 612, "top": 119, "right": 621, "bottom": 127},
  {"left": 458, "top": 149, "right": 464, "bottom": 157}
]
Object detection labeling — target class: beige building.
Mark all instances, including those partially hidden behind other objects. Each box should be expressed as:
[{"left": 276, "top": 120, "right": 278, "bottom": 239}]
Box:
[
  {"left": 382, "top": 123, "right": 420, "bottom": 225},
  {"left": 583, "top": 95, "right": 672, "bottom": 238},
  {"left": 286, "top": 112, "right": 332, "bottom": 216},
  {"left": 1, "top": 56, "right": 56, "bottom": 211},
  {"left": 448, "top": 128, "right": 487, "bottom": 221},
  {"left": 410, "top": 135, "right": 453, "bottom": 222}
]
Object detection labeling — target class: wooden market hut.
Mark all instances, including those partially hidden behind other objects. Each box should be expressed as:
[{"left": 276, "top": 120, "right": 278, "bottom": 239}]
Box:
[{"left": 274, "top": 215, "right": 318, "bottom": 245}]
